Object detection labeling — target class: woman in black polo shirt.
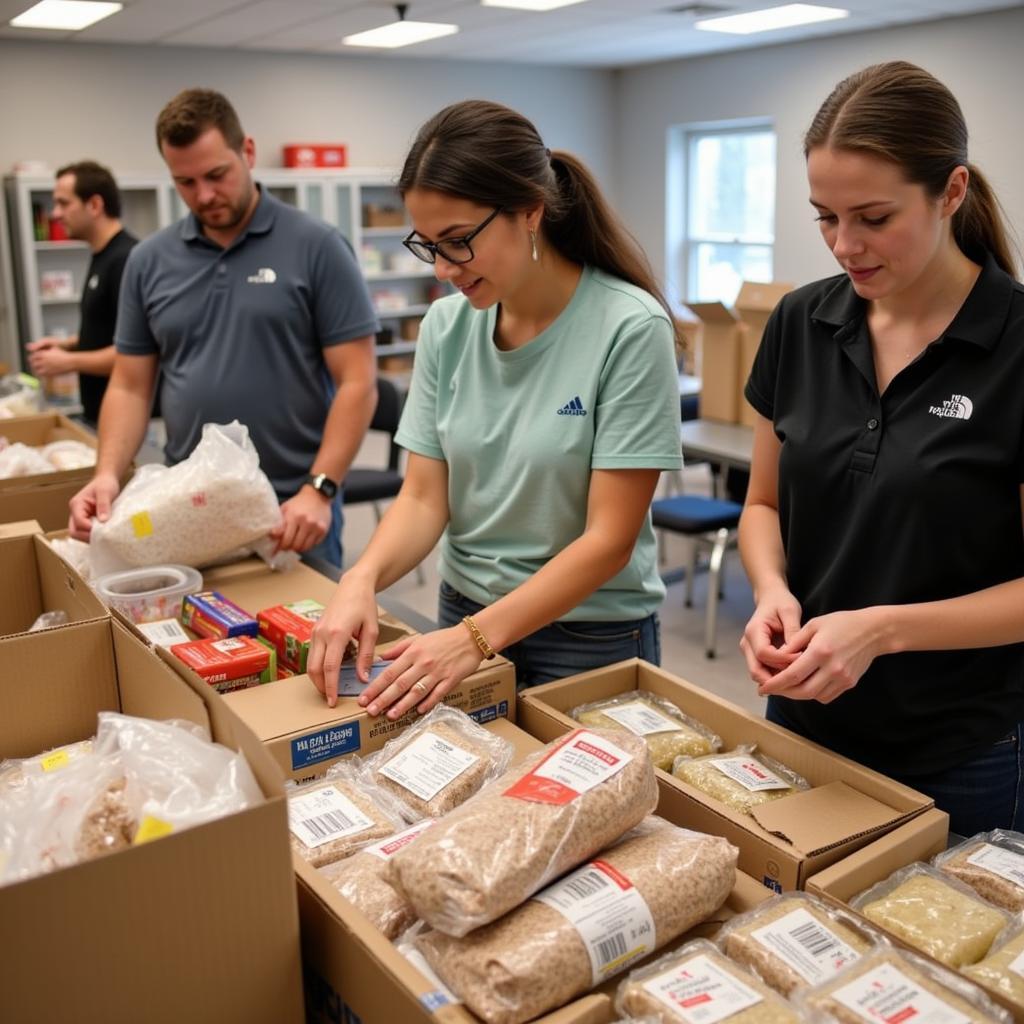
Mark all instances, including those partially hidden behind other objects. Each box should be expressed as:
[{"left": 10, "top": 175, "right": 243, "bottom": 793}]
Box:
[{"left": 739, "top": 60, "right": 1024, "bottom": 836}]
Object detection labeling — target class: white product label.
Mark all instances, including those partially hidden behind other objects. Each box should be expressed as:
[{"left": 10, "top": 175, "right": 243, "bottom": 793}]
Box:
[
  {"left": 363, "top": 819, "right": 436, "bottom": 861},
  {"left": 709, "top": 756, "right": 790, "bottom": 792},
  {"left": 287, "top": 786, "right": 375, "bottom": 850},
  {"left": 642, "top": 954, "right": 762, "bottom": 1024},
  {"left": 212, "top": 637, "right": 247, "bottom": 653},
  {"left": 750, "top": 907, "right": 861, "bottom": 984},
  {"left": 506, "top": 730, "right": 634, "bottom": 805},
  {"left": 378, "top": 731, "right": 479, "bottom": 801},
  {"left": 831, "top": 964, "right": 971, "bottom": 1024},
  {"left": 966, "top": 844, "right": 1024, "bottom": 889},
  {"left": 1008, "top": 949, "right": 1024, "bottom": 980},
  {"left": 534, "top": 858, "right": 655, "bottom": 985},
  {"left": 600, "top": 700, "right": 681, "bottom": 736},
  {"left": 137, "top": 618, "right": 191, "bottom": 647},
  {"left": 399, "top": 945, "right": 459, "bottom": 1004}
]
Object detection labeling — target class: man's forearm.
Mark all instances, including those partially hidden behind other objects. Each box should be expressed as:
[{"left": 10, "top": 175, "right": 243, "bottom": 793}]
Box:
[
  {"left": 309, "top": 380, "right": 377, "bottom": 483},
  {"left": 69, "top": 345, "right": 116, "bottom": 377},
  {"left": 95, "top": 380, "right": 151, "bottom": 479}
]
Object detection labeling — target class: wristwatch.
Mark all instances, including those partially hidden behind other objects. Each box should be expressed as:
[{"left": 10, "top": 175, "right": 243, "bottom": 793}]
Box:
[{"left": 305, "top": 472, "right": 339, "bottom": 500}]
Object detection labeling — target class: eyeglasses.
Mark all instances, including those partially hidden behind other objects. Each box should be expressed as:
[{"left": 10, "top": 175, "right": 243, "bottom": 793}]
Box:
[{"left": 402, "top": 207, "right": 502, "bottom": 265}]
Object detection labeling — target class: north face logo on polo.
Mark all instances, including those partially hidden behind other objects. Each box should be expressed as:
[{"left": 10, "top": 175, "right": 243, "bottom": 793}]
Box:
[
  {"left": 928, "top": 393, "right": 973, "bottom": 420},
  {"left": 557, "top": 396, "right": 587, "bottom": 416},
  {"left": 246, "top": 267, "right": 277, "bottom": 284},
  {"left": 88, "top": 274, "right": 99, "bottom": 290}
]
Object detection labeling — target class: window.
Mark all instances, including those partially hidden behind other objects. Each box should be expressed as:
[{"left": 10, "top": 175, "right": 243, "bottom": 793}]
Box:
[{"left": 669, "top": 123, "right": 776, "bottom": 306}]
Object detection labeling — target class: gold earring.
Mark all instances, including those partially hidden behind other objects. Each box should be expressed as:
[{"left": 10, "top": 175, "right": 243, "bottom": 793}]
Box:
[{"left": 530, "top": 230, "right": 539, "bottom": 262}]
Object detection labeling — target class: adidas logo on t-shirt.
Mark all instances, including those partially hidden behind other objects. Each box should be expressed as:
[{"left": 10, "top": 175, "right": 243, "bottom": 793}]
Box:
[{"left": 557, "top": 396, "right": 588, "bottom": 416}]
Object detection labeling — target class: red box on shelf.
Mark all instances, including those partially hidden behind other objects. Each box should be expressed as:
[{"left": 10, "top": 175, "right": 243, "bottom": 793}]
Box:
[{"left": 282, "top": 144, "right": 348, "bottom": 168}]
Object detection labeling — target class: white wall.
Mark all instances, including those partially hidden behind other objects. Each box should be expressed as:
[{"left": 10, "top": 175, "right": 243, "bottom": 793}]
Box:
[
  {"left": 614, "top": 7, "right": 1024, "bottom": 301},
  {"left": 0, "top": 39, "right": 616, "bottom": 186}
]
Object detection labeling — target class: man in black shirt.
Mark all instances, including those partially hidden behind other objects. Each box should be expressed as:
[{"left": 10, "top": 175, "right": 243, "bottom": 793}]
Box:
[{"left": 27, "top": 161, "right": 137, "bottom": 424}]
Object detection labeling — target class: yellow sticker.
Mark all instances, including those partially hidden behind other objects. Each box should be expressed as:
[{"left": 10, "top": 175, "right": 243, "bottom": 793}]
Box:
[
  {"left": 133, "top": 815, "right": 174, "bottom": 845},
  {"left": 131, "top": 511, "right": 154, "bottom": 538},
  {"left": 40, "top": 750, "right": 70, "bottom": 772}
]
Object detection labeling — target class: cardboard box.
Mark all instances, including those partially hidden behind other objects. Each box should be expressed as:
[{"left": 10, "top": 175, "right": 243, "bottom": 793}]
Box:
[
  {"left": 1, "top": 519, "right": 106, "bottom": 637},
  {"left": 363, "top": 204, "right": 406, "bottom": 228},
  {"left": 518, "top": 658, "right": 936, "bottom": 892},
  {"left": 0, "top": 617, "right": 304, "bottom": 1024},
  {"left": 688, "top": 282, "right": 791, "bottom": 425},
  {"left": 299, "top": 717, "right": 772, "bottom": 1024}
]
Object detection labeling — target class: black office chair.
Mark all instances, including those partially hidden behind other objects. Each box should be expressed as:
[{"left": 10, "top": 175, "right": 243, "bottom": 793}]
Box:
[
  {"left": 343, "top": 377, "right": 425, "bottom": 583},
  {"left": 651, "top": 494, "right": 743, "bottom": 658}
]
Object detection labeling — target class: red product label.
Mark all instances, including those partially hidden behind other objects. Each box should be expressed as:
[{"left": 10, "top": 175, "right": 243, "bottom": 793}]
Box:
[
  {"left": 573, "top": 739, "right": 620, "bottom": 767},
  {"left": 591, "top": 859, "right": 633, "bottom": 891},
  {"left": 170, "top": 636, "right": 270, "bottom": 682},
  {"left": 503, "top": 729, "right": 621, "bottom": 806}
]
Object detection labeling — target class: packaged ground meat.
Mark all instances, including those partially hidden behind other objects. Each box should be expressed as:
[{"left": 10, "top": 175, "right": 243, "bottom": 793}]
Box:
[
  {"left": 365, "top": 705, "right": 514, "bottom": 821},
  {"left": 716, "top": 891, "right": 875, "bottom": 995},
  {"left": 795, "top": 946, "right": 1013, "bottom": 1023},
  {"left": 416, "top": 818, "right": 737, "bottom": 1024},
  {"left": 570, "top": 690, "right": 722, "bottom": 771},
  {"left": 934, "top": 829, "right": 1024, "bottom": 912},
  {"left": 850, "top": 862, "right": 1012, "bottom": 967},
  {"left": 617, "top": 939, "right": 806, "bottom": 1023},
  {"left": 961, "top": 919, "right": 1024, "bottom": 1010},
  {"left": 389, "top": 727, "right": 658, "bottom": 936},
  {"left": 671, "top": 746, "right": 809, "bottom": 816}
]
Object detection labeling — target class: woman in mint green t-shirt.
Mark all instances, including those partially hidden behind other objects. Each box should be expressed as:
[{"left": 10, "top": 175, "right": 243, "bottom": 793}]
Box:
[{"left": 308, "top": 100, "right": 682, "bottom": 717}]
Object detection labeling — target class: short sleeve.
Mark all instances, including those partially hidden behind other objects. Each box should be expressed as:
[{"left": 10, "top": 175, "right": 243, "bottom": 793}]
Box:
[
  {"left": 310, "top": 231, "right": 380, "bottom": 346},
  {"left": 744, "top": 304, "right": 783, "bottom": 421},
  {"left": 394, "top": 306, "right": 445, "bottom": 461},
  {"left": 114, "top": 248, "right": 158, "bottom": 355},
  {"left": 591, "top": 314, "right": 683, "bottom": 470}
]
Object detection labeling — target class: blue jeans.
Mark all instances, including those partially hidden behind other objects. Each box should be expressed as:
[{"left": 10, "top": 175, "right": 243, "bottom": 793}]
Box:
[
  {"left": 766, "top": 698, "right": 1024, "bottom": 836},
  {"left": 438, "top": 580, "right": 661, "bottom": 690},
  {"left": 305, "top": 491, "right": 344, "bottom": 568}
]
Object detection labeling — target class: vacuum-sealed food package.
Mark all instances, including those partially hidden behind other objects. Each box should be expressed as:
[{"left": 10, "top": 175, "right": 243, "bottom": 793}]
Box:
[
  {"left": 416, "top": 818, "right": 737, "bottom": 1024},
  {"left": 671, "top": 746, "right": 809, "bottom": 816},
  {"left": 962, "top": 920, "right": 1024, "bottom": 1009},
  {"left": 851, "top": 862, "right": 1011, "bottom": 967},
  {"left": 617, "top": 939, "right": 805, "bottom": 1023},
  {"left": 389, "top": 727, "right": 658, "bottom": 936},
  {"left": 935, "top": 829, "right": 1024, "bottom": 912},
  {"left": 365, "top": 705, "right": 514, "bottom": 821},
  {"left": 570, "top": 690, "right": 722, "bottom": 771}
]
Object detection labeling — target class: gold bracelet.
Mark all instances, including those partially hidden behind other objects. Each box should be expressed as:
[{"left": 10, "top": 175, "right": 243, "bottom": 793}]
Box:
[{"left": 462, "top": 615, "right": 496, "bottom": 660}]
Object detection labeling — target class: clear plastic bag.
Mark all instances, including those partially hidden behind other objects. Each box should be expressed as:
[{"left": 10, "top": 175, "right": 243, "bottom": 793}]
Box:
[
  {"left": 570, "top": 689, "right": 722, "bottom": 771},
  {"left": 414, "top": 818, "right": 738, "bottom": 1024},
  {"left": 934, "top": 829, "right": 1024, "bottom": 912},
  {"left": 89, "top": 421, "right": 282, "bottom": 575},
  {"left": 671, "top": 745, "right": 809, "bottom": 816},
  {"left": 0, "top": 738, "right": 94, "bottom": 794},
  {"left": 962, "top": 917, "right": 1024, "bottom": 1010},
  {"left": 850, "top": 861, "right": 1013, "bottom": 967},
  {"left": 0, "top": 441, "right": 53, "bottom": 478},
  {"left": 46, "top": 535, "right": 92, "bottom": 581},
  {"left": 40, "top": 440, "right": 96, "bottom": 470},
  {"left": 318, "top": 818, "right": 436, "bottom": 939},
  {"left": 0, "top": 374, "right": 44, "bottom": 418},
  {"left": 287, "top": 759, "right": 407, "bottom": 868},
  {"left": 794, "top": 945, "right": 1013, "bottom": 1024},
  {"left": 716, "top": 891, "right": 877, "bottom": 996},
  {"left": 365, "top": 705, "right": 515, "bottom": 821},
  {"left": 616, "top": 939, "right": 806, "bottom": 1023},
  {"left": 388, "top": 727, "right": 658, "bottom": 937},
  {"left": 27, "top": 609, "right": 70, "bottom": 632}
]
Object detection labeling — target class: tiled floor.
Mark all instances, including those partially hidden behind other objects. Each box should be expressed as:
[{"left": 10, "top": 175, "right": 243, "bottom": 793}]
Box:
[{"left": 342, "top": 434, "right": 764, "bottom": 719}]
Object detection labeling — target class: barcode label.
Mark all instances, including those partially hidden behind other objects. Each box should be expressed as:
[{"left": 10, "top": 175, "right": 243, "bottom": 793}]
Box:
[
  {"left": 966, "top": 844, "right": 1024, "bottom": 889},
  {"left": 288, "top": 785, "right": 376, "bottom": 849},
  {"left": 750, "top": 907, "right": 861, "bottom": 984},
  {"left": 601, "top": 700, "right": 680, "bottom": 736},
  {"left": 534, "top": 858, "right": 655, "bottom": 985},
  {"left": 138, "top": 618, "right": 191, "bottom": 647},
  {"left": 378, "top": 731, "right": 480, "bottom": 801},
  {"left": 709, "top": 755, "right": 791, "bottom": 792}
]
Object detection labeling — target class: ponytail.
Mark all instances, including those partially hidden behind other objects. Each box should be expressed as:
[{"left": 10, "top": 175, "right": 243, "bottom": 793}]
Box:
[{"left": 956, "top": 164, "right": 1018, "bottom": 278}]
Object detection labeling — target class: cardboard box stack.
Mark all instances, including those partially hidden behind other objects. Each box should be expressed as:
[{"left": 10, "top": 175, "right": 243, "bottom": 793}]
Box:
[{"left": 689, "top": 281, "right": 792, "bottom": 425}]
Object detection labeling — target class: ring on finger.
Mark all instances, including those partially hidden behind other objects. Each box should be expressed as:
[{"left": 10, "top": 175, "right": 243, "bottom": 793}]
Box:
[{"left": 411, "top": 680, "right": 429, "bottom": 696}]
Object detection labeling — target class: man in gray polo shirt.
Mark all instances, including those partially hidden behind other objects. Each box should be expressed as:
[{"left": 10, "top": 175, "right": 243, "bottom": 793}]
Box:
[{"left": 69, "top": 89, "right": 378, "bottom": 566}]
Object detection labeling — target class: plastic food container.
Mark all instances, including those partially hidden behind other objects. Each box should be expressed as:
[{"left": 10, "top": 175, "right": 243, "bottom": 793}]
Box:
[{"left": 93, "top": 564, "right": 203, "bottom": 624}]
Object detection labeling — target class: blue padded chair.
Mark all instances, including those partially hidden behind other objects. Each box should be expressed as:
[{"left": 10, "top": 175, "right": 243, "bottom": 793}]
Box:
[{"left": 650, "top": 494, "right": 743, "bottom": 658}]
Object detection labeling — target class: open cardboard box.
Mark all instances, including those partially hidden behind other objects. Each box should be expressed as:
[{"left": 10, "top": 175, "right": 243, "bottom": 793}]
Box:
[
  {"left": 689, "top": 281, "right": 791, "bottom": 426},
  {"left": 1, "top": 519, "right": 106, "bottom": 638},
  {"left": 0, "top": 616, "right": 304, "bottom": 1024},
  {"left": 518, "top": 659, "right": 935, "bottom": 892},
  {"left": 298, "top": 717, "right": 771, "bottom": 1024}
]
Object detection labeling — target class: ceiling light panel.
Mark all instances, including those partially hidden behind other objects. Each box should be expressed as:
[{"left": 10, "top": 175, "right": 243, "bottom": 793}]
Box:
[
  {"left": 481, "top": 0, "right": 590, "bottom": 10},
  {"left": 695, "top": 3, "right": 848, "bottom": 34},
  {"left": 10, "top": 0, "right": 122, "bottom": 30},
  {"left": 342, "top": 19, "right": 459, "bottom": 48}
]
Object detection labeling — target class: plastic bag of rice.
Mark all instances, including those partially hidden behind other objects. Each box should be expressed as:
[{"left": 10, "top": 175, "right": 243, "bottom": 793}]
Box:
[
  {"left": 962, "top": 919, "right": 1024, "bottom": 1010},
  {"left": 364, "top": 705, "right": 514, "bottom": 821},
  {"left": 318, "top": 818, "right": 435, "bottom": 939},
  {"left": 671, "top": 746, "right": 809, "bottom": 817},
  {"left": 389, "top": 727, "right": 658, "bottom": 936},
  {"left": 716, "top": 891, "right": 875, "bottom": 996},
  {"left": 616, "top": 939, "right": 806, "bottom": 1023},
  {"left": 934, "top": 829, "right": 1024, "bottom": 912},
  {"left": 850, "top": 862, "right": 1012, "bottom": 968},
  {"left": 89, "top": 420, "right": 281, "bottom": 575},
  {"left": 795, "top": 946, "right": 1013, "bottom": 1024},
  {"left": 287, "top": 760, "right": 406, "bottom": 869},
  {"left": 416, "top": 817, "right": 737, "bottom": 1024},
  {"left": 570, "top": 690, "right": 722, "bottom": 771}
]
